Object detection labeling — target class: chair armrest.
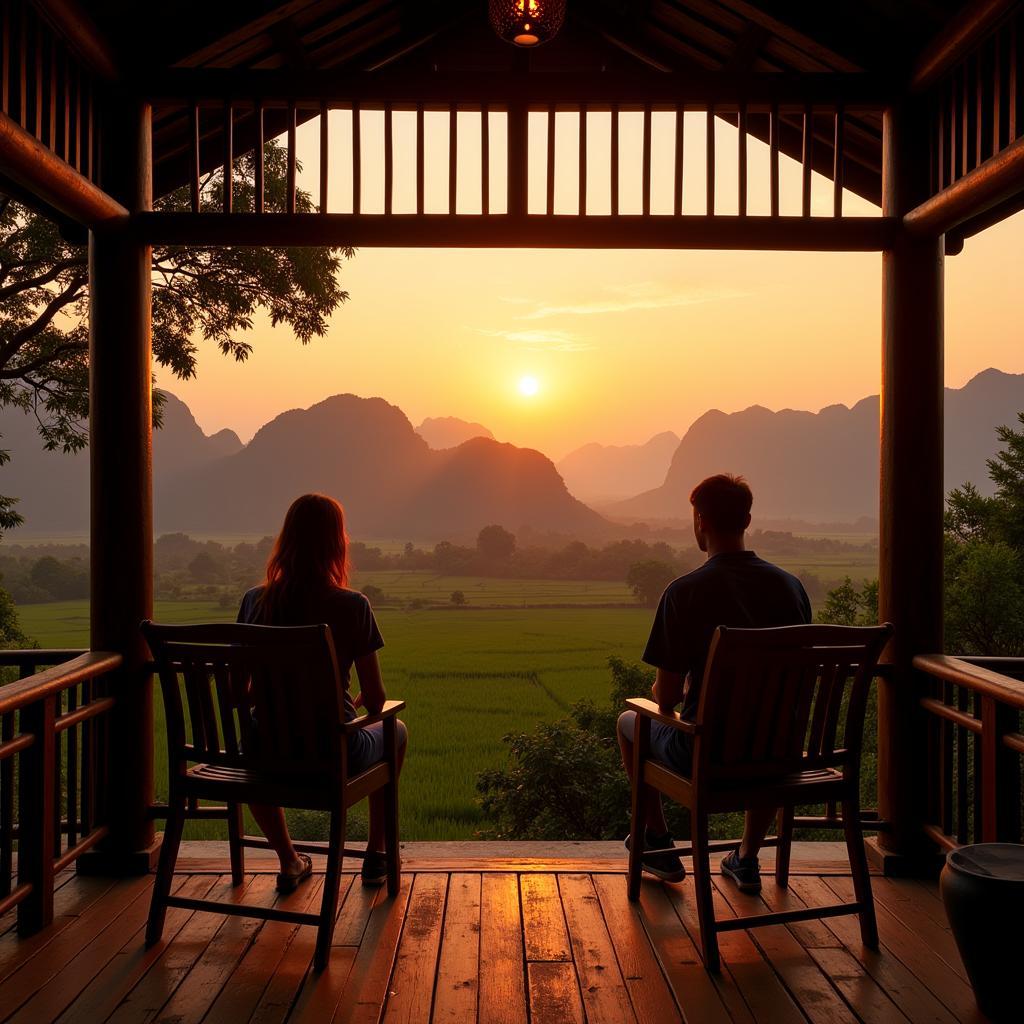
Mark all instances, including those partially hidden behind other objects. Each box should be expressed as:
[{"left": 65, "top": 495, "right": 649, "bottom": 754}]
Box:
[
  {"left": 342, "top": 700, "right": 406, "bottom": 734},
  {"left": 625, "top": 697, "right": 700, "bottom": 735}
]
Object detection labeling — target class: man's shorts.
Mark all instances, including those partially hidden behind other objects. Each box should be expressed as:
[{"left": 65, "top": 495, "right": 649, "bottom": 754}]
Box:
[
  {"left": 617, "top": 710, "right": 693, "bottom": 776},
  {"left": 347, "top": 718, "right": 408, "bottom": 776}
]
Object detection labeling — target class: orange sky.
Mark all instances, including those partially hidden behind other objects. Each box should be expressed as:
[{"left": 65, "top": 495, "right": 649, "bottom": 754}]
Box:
[{"left": 155, "top": 113, "right": 1024, "bottom": 460}]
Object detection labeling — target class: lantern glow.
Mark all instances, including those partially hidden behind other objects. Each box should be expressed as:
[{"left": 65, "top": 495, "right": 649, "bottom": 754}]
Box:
[{"left": 489, "top": 0, "right": 567, "bottom": 48}]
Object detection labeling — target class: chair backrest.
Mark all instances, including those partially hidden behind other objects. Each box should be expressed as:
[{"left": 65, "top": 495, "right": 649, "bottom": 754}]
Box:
[
  {"left": 692, "top": 622, "right": 892, "bottom": 784},
  {"left": 142, "top": 620, "right": 348, "bottom": 782}
]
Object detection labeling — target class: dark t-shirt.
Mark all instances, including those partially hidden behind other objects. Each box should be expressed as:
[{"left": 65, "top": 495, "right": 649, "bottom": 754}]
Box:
[
  {"left": 642, "top": 550, "right": 811, "bottom": 720},
  {"left": 237, "top": 585, "right": 384, "bottom": 722}
]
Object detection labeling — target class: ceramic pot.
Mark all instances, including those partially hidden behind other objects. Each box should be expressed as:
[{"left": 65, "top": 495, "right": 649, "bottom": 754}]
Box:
[{"left": 940, "top": 843, "right": 1024, "bottom": 1023}]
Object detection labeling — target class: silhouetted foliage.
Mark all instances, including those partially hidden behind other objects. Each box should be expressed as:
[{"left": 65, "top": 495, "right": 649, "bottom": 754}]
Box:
[
  {"left": 476, "top": 524, "right": 517, "bottom": 563},
  {"left": 626, "top": 559, "right": 678, "bottom": 607},
  {"left": 815, "top": 576, "right": 878, "bottom": 626}
]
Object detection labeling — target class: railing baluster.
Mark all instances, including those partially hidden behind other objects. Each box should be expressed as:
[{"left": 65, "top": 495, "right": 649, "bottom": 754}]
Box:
[
  {"left": 383, "top": 102, "right": 392, "bottom": 216},
  {"left": 67, "top": 686, "right": 78, "bottom": 849},
  {"left": 508, "top": 101, "right": 527, "bottom": 217},
  {"left": 949, "top": 76, "right": 957, "bottom": 185},
  {"left": 17, "top": 694, "right": 55, "bottom": 934},
  {"left": 33, "top": 16, "right": 42, "bottom": 139},
  {"left": 642, "top": 103, "right": 651, "bottom": 216},
  {"left": 416, "top": 103, "right": 424, "bottom": 214},
  {"left": 937, "top": 92, "right": 946, "bottom": 192},
  {"left": 18, "top": 8, "right": 26, "bottom": 128},
  {"left": 546, "top": 104, "right": 555, "bottom": 216},
  {"left": 973, "top": 690, "right": 983, "bottom": 842},
  {"left": 578, "top": 105, "right": 586, "bottom": 216},
  {"left": 0, "top": 714, "right": 12, "bottom": 897},
  {"left": 48, "top": 35, "right": 55, "bottom": 149},
  {"left": 1, "top": 3, "right": 9, "bottom": 117},
  {"left": 287, "top": 101, "right": 296, "bottom": 214},
  {"left": 53, "top": 691, "right": 62, "bottom": 859},
  {"left": 482, "top": 104, "right": 490, "bottom": 215},
  {"left": 706, "top": 105, "right": 715, "bottom": 215},
  {"left": 770, "top": 103, "right": 779, "bottom": 217},
  {"left": 190, "top": 103, "right": 200, "bottom": 213},
  {"left": 961, "top": 63, "right": 969, "bottom": 178},
  {"left": 73, "top": 64, "right": 81, "bottom": 171},
  {"left": 833, "top": 107, "right": 843, "bottom": 218},
  {"left": 975, "top": 49, "right": 984, "bottom": 167},
  {"left": 62, "top": 48, "right": 69, "bottom": 160},
  {"left": 450, "top": 103, "right": 458, "bottom": 215},
  {"left": 352, "top": 101, "right": 361, "bottom": 215},
  {"left": 801, "top": 104, "right": 812, "bottom": 217},
  {"left": 320, "top": 101, "right": 329, "bottom": 215},
  {"left": 82, "top": 678, "right": 92, "bottom": 834},
  {"left": 674, "top": 106, "right": 683, "bottom": 217},
  {"left": 994, "top": 32, "right": 1002, "bottom": 156},
  {"left": 941, "top": 680, "right": 953, "bottom": 836},
  {"left": 610, "top": 103, "right": 619, "bottom": 216},
  {"left": 1010, "top": 23, "right": 1018, "bottom": 140},
  {"left": 956, "top": 685, "right": 968, "bottom": 843},
  {"left": 223, "top": 101, "right": 233, "bottom": 214},
  {"left": 255, "top": 101, "right": 264, "bottom": 214},
  {"left": 737, "top": 102, "right": 747, "bottom": 217}
]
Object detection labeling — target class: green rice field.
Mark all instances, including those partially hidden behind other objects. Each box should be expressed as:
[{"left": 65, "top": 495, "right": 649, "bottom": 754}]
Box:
[{"left": 16, "top": 596, "right": 651, "bottom": 841}]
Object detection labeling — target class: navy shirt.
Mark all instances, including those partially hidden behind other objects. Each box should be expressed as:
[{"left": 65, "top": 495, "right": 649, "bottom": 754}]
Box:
[
  {"left": 237, "top": 585, "right": 384, "bottom": 723},
  {"left": 642, "top": 551, "right": 811, "bottom": 720}
]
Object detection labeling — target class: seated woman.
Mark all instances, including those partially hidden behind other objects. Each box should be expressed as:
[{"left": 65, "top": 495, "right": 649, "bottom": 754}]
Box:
[{"left": 237, "top": 492, "right": 408, "bottom": 892}]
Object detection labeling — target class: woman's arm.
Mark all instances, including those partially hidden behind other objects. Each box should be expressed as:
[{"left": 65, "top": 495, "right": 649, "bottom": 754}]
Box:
[{"left": 353, "top": 651, "right": 386, "bottom": 716}]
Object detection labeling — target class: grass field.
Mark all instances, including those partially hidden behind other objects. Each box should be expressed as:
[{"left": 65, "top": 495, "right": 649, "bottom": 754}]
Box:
[{"left": 17, "top": 596, "right": 651, "bottom": 842}]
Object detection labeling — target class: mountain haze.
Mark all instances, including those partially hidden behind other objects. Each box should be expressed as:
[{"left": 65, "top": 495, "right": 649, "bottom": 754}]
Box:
[
  {"left": 416, "top": 416, "right": 494, "bottom": 449},
  {"left": 557, "top": 431, "right": 681, "bottom": 504},
  {"left": 611, "top": 369, "right": 1024, "bottom": 523}
]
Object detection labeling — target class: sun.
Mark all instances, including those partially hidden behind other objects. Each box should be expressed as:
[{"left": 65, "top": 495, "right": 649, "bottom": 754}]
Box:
[{"left": 518, "top": 375, "right": 540, "bottom": 397}]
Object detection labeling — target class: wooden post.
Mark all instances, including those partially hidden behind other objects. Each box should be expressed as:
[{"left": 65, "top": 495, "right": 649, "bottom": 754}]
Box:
[
  {"left": 79, "top": 96, "right": 158, "bottom": 874},
  {"left": 875, "top": 101, "right": 945, "bottom": 873},
  {"left": 16, "top": 695, "right": 56, "bottom": 933}
]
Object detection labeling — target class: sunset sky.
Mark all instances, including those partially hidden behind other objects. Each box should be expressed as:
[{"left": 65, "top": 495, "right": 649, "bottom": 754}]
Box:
[{"left": 155, "top": 113, "right": 1024, "bottom": 461}]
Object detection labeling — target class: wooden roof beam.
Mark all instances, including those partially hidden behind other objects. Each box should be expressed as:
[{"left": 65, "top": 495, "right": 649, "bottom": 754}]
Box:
[
  {"left": 32, "top": 0, "right": 119, "bottom": 79},
  {"left": 0, "top": 110, "right": 126, "bottom": 227},
  {"left": 911, "top": 0, "right": 1020, "bottom": 92}
]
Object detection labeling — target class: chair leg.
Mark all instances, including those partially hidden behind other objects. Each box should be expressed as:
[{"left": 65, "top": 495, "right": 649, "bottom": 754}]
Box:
[
  {"left": 691, "top": 809, "right": 720, "bottom": 972},
  {"left": 383, "top": 720, "right": 401, "bottom": 898},
  {"left": 842, "top": 797, "right": 878, "bottom": 949},
  {"left": 314, "top": 805, "right": 347, "bottom": 972},
  {"left": 146, "top": 794, "right": 186, "bottom": 948},
  {"left": 227, "top": 802, "right": 245, "bottom": 887},
  {"left": 775, "top": 805, "right": 794, "bottom": 888}
]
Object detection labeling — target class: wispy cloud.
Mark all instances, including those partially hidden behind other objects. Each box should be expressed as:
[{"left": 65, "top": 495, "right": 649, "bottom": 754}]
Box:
[
  {"left": 518, "top": 282, "right": 748, "bottom": 320},
  {"left": 480, "top": 327, "right": 593, "bottom": 352}
]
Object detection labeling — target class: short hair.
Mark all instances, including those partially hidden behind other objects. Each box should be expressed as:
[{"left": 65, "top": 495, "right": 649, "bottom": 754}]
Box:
[{"left": 689, "top": 474, "right": 753, "bottom": 534}]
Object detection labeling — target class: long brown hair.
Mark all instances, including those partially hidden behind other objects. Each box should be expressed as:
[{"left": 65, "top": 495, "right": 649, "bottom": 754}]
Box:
[{"left": 258, "top": 493, "right": 351, "bottom": 622}]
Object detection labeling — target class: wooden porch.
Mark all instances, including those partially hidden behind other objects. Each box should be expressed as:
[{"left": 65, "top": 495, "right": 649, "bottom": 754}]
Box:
[{"left": 0, "top": 844, "right": 985, "bottom": 1024}]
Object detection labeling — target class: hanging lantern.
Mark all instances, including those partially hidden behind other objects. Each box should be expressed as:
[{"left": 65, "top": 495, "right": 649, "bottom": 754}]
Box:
[{"left": 489, "top": 0, "right": 567, "bottom": 48}]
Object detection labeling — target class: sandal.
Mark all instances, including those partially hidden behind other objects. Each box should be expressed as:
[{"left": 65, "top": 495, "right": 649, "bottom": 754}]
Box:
[{"left": 276, "top": 854, "right": 313, "bottom": 894}]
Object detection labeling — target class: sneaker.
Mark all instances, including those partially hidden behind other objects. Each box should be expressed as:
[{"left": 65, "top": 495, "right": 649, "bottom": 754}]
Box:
[
  {"left": 360, "top": 850, "right": 388, "bottom": 887},
  {"left": 624, "top": 829, "right": 687, "bottom": 883},
  {"left": 720, "top": 848, "right": 761, "bottom": 893}
]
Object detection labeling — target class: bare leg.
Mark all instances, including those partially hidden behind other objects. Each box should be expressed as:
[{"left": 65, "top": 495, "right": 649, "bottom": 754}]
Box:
[
  {"left": 366, "top": 724, "right": 408, "bottom": 852},
  {"left": 617, "top": 713, "right": 669, "bottom": 835},
  {"left": 739, "top": 806, "right": 778, "bottom": 860},
  {"left": 249, "top": 803, "right": 304, "bottom": 873}
]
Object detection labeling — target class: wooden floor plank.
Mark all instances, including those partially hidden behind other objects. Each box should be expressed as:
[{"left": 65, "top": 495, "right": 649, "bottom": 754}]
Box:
[
  {"left": 7, "top": 874, "right": 193, "bottom": 1024},
  {"left": 284, "top": 879, "right": 366, "bottom": 1024},
  {"left": 432, "top": 873, "right": 481, "bottom": 1024},
  {"left": 55, "top": 875, "right": 218, "bottom": 1024},
  {"left": 527, "top": 962, "right": 585, "bottom": 1024},
  {"left": 520, "top": 874, "right": 571, "bottom": 963},
  {"left": 591, "top": 874, "right": 682, "bottom": 1024},
  {"left": 478, "top": 873, "right": 528, "bottom": 1024},
  {"left": 757, "top": 878, "right": 844, "bottom": 951},
  {"left": 821, "top": 877, "right": 983, "bottom": 1024},
  {"left": 809, "top": 947, "right": 913, "bottom": 1024},
  {"left": 380, "top": 873, "right": 448, "bottom": 1024},
  {"left": 635, "top": 881, "right": 734, "bottom": 1024},
  {"left": 330, "top": 876, "right": 413, "bottom": 1024},
  {"left": 202, "top": 876, "right": 332, "bottom": 1024},
  {"left": 152, "top": 876, "right": 280, "bottom": 1024},
  {"left": 558, "top": 873, "right": 638, "bottom": 1024},
  {"left": 0, "top": 875, "right": 118, "bottom": 986},
  {"left": 712, "top": 876, "right": 859, "bottom": 1024},
  {"left": 104, "top": 876, "right": 255, "bottom": 1024},
  {"left": 246, "top": 881, "right": 328, "bottom": 1024},
  {"left": 788, "top": 877, "right": 961, "bottom": 1024},
  {"left": 0, "top": 874, "right": 152, "bottom": 1020}
]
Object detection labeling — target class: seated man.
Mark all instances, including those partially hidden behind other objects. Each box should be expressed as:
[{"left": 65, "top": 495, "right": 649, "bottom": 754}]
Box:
[{"left": 617, "top": 473, "right": 811, "bottom": 891}]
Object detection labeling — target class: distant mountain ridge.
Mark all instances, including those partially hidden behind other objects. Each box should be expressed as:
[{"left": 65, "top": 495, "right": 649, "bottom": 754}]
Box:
[
  {"left": 557, "top": 431, "right": 680, "bottom": 504},
  {"left": 416, "top": 416, "right": 494, "bottom": 449},
  {"left": 610, "top": 368, "right": 1024, "bottom": 523}
]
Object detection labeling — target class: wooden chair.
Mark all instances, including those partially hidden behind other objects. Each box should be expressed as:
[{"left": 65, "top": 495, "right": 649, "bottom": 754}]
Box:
[
  {"left": 141, "top": 620, "right": 404, "bottom": 972},
  {"left": 626, "top": 622, "right": 892, "bottom": 972}
]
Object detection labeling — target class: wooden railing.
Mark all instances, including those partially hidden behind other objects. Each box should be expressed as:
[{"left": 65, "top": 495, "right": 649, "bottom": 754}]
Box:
[
  {"left": 914, "top": 654, "right": 1024, "bottom": 850},
  {"left": 0, "top": 649, "right": 121, "bottom": 934}
]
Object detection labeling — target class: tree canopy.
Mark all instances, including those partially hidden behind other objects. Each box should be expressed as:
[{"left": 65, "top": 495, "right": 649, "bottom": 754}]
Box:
[{"left": 0, "top": 140, "right": 352, "bottom": 535}]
